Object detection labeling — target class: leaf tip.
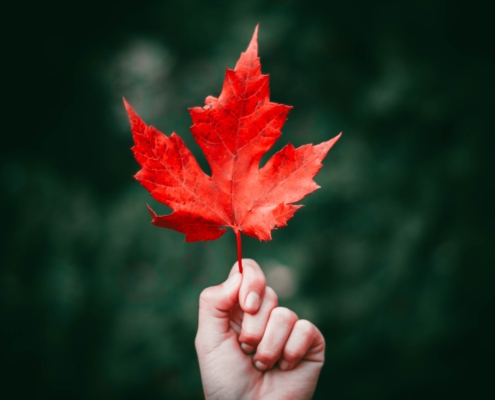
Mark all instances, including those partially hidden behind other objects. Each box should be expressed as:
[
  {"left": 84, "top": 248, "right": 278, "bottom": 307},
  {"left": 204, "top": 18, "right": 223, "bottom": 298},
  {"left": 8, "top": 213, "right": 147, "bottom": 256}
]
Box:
[
  {"left": 327, "top": 131, "right": 342, "bottom": 149},
  {"left": 123, "top": 98, "right": 140, "bottom": 125},
  {"left": 246, "top": 24, "right": 259, "bottom": 55},
  {"left": 317, "top": 132, "right": 342, "bottom": 156},
  {"left": 146, "top": 204, "right": 157, "bottom": 219},
  {"left": 123, "top": 97, "right": 132, "bottom": 112}
]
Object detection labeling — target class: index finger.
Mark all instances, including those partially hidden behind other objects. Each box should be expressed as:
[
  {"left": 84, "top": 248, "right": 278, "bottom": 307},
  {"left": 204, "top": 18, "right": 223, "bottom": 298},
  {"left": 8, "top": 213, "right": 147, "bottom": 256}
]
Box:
[{"left": 229, "top": 259, "right": 266, "bottom": 314}]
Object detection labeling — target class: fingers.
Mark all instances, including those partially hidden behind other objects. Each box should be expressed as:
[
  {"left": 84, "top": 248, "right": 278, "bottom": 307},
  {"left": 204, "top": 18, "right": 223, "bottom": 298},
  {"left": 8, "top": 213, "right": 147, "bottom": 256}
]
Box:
[
  {"left": 223, "top": 258, "right": 325, "bottom": 373},
  {"left": 252, "top": 307, "right": 298, "bottom": 371},
  {"left": 230, "top": 259, "right": 266, "bottom": 314},
  {"left": 196, "top": 271, "right": 242, "bottom": 350},
  {"left": 278, "top": 320, "right": 325, "bottom": 371},
  {"left": 238, "top": 286, "right": 278, "bottom": 353}
]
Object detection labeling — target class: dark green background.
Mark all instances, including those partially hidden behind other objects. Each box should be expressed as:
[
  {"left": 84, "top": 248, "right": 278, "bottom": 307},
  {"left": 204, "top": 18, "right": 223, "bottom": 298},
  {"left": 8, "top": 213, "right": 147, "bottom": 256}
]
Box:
[{"left": 3, "top": 0, "right": 494, "bottom": 398}]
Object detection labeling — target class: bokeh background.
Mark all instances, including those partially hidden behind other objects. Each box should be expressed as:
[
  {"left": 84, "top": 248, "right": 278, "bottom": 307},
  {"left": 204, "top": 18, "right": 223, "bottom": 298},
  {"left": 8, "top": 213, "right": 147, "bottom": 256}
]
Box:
[{"left": 3, "top": 0, "right": 494, "bottom": 398}]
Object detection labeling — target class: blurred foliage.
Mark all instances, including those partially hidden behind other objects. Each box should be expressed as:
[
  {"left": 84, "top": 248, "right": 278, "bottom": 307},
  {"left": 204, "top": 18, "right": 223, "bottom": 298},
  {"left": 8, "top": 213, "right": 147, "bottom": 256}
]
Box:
[{"left": 2, "top": 0, "right": 494, "bottom": 398}]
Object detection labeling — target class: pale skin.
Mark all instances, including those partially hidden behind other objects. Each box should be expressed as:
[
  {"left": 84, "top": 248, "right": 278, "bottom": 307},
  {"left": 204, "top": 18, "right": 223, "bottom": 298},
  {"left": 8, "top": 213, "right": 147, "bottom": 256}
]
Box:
[{"left": 195, "top": 259, "right": 325, "bottom": 400}]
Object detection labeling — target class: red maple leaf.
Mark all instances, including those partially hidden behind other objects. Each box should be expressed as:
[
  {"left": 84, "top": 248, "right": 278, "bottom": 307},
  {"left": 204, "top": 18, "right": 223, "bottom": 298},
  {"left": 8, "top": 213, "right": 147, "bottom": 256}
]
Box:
[{"left": 125, "top": 26, "right": 341, "bottom": 272}]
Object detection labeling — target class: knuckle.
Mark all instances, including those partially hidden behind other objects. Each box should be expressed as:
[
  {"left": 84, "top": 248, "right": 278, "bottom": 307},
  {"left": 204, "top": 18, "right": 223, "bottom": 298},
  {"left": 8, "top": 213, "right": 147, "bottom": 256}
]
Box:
[
  {"left": 271, "top": 306, "right": 297, "bottom": 322},
  {"left": 295, "top": 319, "right": 315, "bottom": 335},
  {"left": 264, "top": 286, "right": 278, "bottom": 307},
  {"left": 198, "top": 287, "right": 214, "bottom": 307}
]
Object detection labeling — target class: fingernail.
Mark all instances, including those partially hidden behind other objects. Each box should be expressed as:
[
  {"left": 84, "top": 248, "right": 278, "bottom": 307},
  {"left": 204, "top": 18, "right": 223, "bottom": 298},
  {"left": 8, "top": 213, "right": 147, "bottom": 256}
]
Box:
[
  {"left": 279, "top": 360, "right": 290, "bottom": 371},
  {"left": 254, "top": 361, "right": 268, "bottom": 371},
  {"left": 241, "top": 343, "right": 255, "bottom": 353},
  {"left": 245, "top": 291, "right": 260, "bottom": 312}
]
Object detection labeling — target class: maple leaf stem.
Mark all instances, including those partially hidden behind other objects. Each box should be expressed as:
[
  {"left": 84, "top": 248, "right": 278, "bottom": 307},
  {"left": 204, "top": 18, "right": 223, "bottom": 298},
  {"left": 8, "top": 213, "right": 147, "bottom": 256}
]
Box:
[{"left": 235, "top": 229, "right": 243, "bottom": 273}]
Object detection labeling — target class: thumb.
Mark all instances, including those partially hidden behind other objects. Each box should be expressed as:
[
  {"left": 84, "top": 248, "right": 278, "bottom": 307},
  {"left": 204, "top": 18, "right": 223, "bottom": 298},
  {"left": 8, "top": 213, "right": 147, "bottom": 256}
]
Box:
[{"left": 196, "top": 271, "right": 242, "bottom": 348}]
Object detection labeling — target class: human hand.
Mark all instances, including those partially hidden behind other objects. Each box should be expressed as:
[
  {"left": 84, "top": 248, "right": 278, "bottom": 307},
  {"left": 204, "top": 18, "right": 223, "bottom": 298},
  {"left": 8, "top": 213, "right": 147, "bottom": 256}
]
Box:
[{"left": 195, "top": 259, "right": 325, "bottom": 399}]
